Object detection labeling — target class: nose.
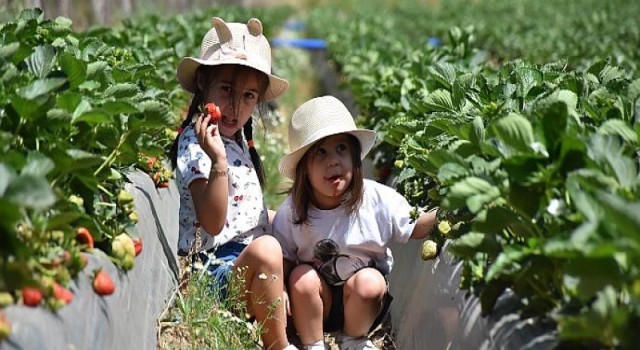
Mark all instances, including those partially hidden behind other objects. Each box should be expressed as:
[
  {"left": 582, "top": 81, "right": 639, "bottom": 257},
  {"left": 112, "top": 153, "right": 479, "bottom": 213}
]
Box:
[
  {"left": 220, "top": 100, "right": 235, "bottom": 117},
  {"left": 326, "top": 152, "right": 340, "bottom": 167}
]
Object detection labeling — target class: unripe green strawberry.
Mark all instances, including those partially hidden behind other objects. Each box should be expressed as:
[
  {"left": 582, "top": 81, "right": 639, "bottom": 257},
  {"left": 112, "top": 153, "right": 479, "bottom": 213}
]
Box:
[
  {"left": 68, "top": 195, "right": 84, "bottom": 207},
  {"left": 0, "top": 292, "right": 14, "bottom": 307},
  {"left": 421, "top": 240, "right": 439, "bottom": 261},
  {"left": 129, "top": 211, "right": 139, "bottom": 223},
  {"left": 438, "top": 220, "right": 452, "bottom": 236},
  {"left": 0, "top": 311, "right": 10, "bottom": 341},
  {"left": 117, "top": 190, "right": 134, "bottom": 205},
  {"left": 111, "top": 234, "right": 135, "bottom": 270}
]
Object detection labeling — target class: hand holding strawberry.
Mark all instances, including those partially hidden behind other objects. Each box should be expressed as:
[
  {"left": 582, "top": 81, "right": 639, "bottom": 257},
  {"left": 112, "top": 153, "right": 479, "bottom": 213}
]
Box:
[{"left": 195, "top": 101, "right": 226, "bottom": 163}]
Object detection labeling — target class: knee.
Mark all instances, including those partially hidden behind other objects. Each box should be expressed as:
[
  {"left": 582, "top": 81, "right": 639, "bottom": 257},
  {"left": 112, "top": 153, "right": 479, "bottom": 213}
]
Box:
[
  {"left": 289, "top": 265, "right": 321, "bottom": 296},
  {"left": 345, "top": 268, "right": 386, "bottom": 301},
  {"left": 246, "top": 235, "right": 283, "bottom": 268}
]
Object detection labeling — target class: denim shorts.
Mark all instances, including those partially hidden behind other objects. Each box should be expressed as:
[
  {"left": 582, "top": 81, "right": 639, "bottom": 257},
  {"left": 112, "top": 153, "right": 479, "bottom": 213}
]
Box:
[{"left": 196, "top": 241, "right": 247, "bottom": 299}]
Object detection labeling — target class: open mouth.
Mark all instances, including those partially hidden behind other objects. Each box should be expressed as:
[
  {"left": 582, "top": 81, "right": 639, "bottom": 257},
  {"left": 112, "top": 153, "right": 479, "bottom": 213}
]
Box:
[
  {"left": 325, "top": 174, "right": 341, "bottom": 183},
  {"left": 220, "top": 116, "right": 237, "bottom": 126}
]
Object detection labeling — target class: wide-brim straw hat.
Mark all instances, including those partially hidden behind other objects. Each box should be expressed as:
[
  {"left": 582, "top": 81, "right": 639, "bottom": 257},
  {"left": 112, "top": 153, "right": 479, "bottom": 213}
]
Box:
[
  {"left": 279, "top": 96, "right": 377, "bottom": 180},
  {"left": 177, "top": 17, "right": 288, "bottom": 101}
]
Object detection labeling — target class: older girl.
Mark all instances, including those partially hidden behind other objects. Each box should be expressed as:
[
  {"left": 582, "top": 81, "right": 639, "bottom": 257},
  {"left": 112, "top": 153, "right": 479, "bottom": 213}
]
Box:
[{"left": 170, "top": 17, "right": 295, "bottom": 350}]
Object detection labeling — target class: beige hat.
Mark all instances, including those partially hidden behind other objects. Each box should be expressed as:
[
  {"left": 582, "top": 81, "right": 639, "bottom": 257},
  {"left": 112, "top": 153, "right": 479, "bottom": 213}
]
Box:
[
  {"left": 177, "top": 17, "right": 288, "bottom": 101},
  {"left": 279, "top": 96, "right": 377, "bottom": 180}
]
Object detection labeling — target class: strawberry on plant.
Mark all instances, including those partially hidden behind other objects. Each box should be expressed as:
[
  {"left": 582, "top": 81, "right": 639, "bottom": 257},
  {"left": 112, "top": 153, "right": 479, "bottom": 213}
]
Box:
[
  {"left": 52, "top": 283, "right": 73, "bottom": 304},
  {"left": 146, "top": 156, "right": 157, "bottom": 170},
  {"left": 79, "top": 254, "right": 88, "bottom": 269},
  {"left": 128, "top": 210, "right": 139, "bottom": 223},
  {"left": 22, "top": 287, "right": 43, "bottom": 307},
  {"left": 420, "top": 240, "right": 439, "bottom": 261},
  {"left": 117, "top": 190, "right": 134, "bottom": 205},
  {"left": 0, "top": 292, "right": 14, "bottom": 307},
  {"left": 437, "top": 220, "right": 452, "bottom": 236},
  {"left": 152, "top": 167, "right": 173, "bottom": 188},
  {"left": 93, "top": 269, "right": 115, "bottom": 296},
  {"left": 204, "top": 102, "right": 222, "bottom": 123},
  {"left": 76, "top": 227, "right": 94, "bottom": 249},
  {"left": 133, "top": 238, "right": 143, "bottom": 257},
  {"left": 0, "top": 311, "right": 10, "bottom": 341},
  {"left": 111, "top": 234, "right": 135, "bottom": 270}
]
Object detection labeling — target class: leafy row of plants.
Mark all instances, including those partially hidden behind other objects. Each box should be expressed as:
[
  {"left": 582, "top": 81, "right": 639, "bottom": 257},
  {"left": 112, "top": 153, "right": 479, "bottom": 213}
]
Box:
[
  {"left": 306, "top": 0, "right": 640, "bottom": 347},
  {"left": 0, "top": 5, "right": 291, "bottom": 343}
]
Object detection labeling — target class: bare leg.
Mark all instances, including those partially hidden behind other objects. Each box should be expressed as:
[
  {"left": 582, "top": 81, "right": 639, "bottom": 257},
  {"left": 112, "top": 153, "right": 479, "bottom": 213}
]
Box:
[
  {"left": 342, "top": 268, "right": 386, "bottom": 337},
  {"left": 234, "top": 235, "right": 289, "bottom": 349},
  {"left": 289, "top": 264, "right": 332, "bottom": 345}
]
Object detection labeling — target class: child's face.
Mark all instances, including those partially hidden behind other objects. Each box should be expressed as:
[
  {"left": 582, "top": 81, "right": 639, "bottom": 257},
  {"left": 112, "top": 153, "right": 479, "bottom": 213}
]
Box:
[
  {"left": 306, "top": 134, "right": 355, "bottom": 209},
  {"left": 204, "top": 66, "right": 260, "bottom": 138}
]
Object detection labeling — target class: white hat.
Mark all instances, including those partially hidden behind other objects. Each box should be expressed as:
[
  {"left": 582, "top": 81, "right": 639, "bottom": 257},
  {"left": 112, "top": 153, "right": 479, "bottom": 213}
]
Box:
[
  {"left": 177, "top": 17, "right": 288, "bottom": 101},
  {"left": 279, "top": 96, "right": 377, "bottom": 180}
]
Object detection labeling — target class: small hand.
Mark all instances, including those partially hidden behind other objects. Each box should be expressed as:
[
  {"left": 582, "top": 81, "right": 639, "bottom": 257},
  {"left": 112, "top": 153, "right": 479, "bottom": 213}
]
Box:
[{"left": 194, "top": 112, "right": 226, "bottom": 162}]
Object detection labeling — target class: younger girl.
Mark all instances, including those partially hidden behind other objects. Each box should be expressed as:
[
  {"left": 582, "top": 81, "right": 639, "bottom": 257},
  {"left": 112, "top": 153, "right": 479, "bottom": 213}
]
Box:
[
  {"left": 169, "top": 17, "right": 295, "bottom": 350},
  {"left": 273, "top": 96, "right": 438, "bottom": 350}
]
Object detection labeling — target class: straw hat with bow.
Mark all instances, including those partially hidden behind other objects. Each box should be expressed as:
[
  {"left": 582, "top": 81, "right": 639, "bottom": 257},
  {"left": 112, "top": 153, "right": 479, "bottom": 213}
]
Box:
[{"left": 177, "top": 17, "right": 288, "bottom": 101}]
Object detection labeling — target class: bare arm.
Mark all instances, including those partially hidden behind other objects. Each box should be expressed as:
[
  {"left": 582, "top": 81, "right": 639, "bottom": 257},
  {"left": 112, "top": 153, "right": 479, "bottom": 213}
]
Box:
[
  {"left": 410, "top": 208, "right": 438, "bottom": 239},
  {"left": 189, "top": 112, "right": 229, "bottom": 236}
]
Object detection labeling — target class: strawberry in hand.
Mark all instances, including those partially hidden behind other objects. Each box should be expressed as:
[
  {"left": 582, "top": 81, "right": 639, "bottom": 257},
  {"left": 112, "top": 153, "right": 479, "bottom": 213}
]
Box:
[{"left": 204, "top": 102, "right": 222, "bottom": 124}]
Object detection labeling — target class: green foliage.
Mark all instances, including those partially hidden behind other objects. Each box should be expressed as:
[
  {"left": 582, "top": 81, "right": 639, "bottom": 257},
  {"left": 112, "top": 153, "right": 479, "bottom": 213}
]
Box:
[
  {"left": 306, "top": 0, "right": 640, "bottom": 347},
  {"left": 0, "top": 4, "right": 292, "bottom": 318}
]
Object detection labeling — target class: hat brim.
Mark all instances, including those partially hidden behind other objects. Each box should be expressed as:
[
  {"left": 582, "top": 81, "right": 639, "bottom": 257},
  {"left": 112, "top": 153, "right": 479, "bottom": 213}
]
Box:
[
  {"left": 278, "top": 129, "right": 377, "bottom": 180},
  {"left": 177, "top": 57, "right": 289, "bottom": 101}
]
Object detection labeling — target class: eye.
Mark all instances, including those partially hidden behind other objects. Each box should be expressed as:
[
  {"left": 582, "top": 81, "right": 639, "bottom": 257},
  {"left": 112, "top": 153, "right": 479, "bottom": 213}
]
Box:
[
  {"left": 219, "top": 84, "right": 232, "bottom": 94},
  {"left": 243, "top": 91, "right": 257, "bottom": 101},
  {"left": 336, "top": 143, "right": 348, "bottom": 153},
  {"left": 314, "top": 146, "right": 327, "bottom": 156}
]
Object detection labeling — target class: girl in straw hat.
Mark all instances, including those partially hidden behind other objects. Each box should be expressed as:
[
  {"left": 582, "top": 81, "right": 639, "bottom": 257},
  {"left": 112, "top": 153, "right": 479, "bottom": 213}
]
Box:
[
  {"left": 169, "top": 17, "right": 296, "bottom": 350},
  {"left": 273, "top": 96, "right": 438, "bottom": 350}
]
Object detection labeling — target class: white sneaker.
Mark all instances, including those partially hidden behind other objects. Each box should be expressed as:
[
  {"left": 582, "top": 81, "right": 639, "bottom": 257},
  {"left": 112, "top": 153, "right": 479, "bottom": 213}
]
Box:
[{"left": 336, "top": 334, "right": 379, "bottom": 350}]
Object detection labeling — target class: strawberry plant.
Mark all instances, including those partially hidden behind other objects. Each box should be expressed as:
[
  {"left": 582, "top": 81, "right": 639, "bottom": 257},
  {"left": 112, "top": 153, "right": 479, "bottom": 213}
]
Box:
[{"left": 306, "top": 0, "right": 640, "bottom": 347}]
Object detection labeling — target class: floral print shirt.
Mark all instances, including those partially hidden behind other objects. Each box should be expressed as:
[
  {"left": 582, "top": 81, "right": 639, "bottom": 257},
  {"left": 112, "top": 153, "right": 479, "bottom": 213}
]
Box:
[{"left": 176, "top": 124, "right": 270, "bottom": 255}]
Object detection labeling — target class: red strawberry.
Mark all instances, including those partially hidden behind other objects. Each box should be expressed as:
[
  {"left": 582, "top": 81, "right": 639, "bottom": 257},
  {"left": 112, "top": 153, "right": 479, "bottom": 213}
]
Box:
[
  {"left": 53, "top": 283, "right": 73, "bottom": 304},
  {"left": 22, "top": 287, "right": 43, "bottom": 307},
  {"left": 205, "top": 102, "right": 222, "bottom": 123},
  {"left": 93, "top": 270, "right": 115, "bottom": 296},
  {"left": 146, "top": 156, "right": 157, "bottom": 170},
  {"left": 133, "top": 238, "right": 143, "bottom": 257},
  {"left": 76, "top": 227, "right": 94, "bottom": 249}
]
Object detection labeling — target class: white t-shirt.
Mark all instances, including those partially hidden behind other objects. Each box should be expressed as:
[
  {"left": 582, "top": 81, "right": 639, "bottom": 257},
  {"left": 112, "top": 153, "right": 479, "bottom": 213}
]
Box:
[
  {"left": 272, "top": 179, "right": 415, "bottom": 282},
  {"left": 176, "top": 124, "right": 270, "bottom": 255}
]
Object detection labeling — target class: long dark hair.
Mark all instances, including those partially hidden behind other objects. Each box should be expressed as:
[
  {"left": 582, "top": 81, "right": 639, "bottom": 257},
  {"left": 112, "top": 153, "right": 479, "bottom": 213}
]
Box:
[
  {"left": 290, "top": 134, "right": 364, "bottom": 225},
  {"left": 169, "top": 65, "right": 270, "bottom": 187}
]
